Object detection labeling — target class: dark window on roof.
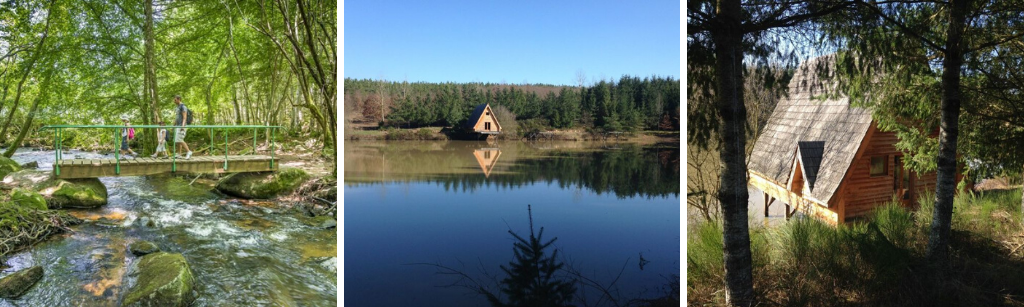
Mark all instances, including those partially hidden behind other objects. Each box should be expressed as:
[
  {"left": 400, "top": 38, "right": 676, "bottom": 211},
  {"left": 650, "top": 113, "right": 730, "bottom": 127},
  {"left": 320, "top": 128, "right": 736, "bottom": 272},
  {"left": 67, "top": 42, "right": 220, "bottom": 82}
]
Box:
[{"left": 870, "top": 156, "right": 887, "bottom": 177}]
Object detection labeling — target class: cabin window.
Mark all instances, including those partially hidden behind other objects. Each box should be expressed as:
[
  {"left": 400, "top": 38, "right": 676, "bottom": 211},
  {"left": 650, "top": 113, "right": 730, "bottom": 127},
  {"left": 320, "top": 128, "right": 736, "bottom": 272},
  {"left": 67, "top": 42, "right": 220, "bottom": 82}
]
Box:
[
  {"left": 870, "top": 156, "right": 887, "bottom": 177},
  {"left": 485, "top": 122, "right": 491, "bottom": 130}
]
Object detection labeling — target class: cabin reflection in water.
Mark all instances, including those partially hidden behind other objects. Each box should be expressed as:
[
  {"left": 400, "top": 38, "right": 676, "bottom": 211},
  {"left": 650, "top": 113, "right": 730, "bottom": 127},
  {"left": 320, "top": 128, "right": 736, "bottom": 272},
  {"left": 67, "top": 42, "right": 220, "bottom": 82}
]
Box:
[{"left": 472, "top": 148, "right": 501, "bottom": 178}]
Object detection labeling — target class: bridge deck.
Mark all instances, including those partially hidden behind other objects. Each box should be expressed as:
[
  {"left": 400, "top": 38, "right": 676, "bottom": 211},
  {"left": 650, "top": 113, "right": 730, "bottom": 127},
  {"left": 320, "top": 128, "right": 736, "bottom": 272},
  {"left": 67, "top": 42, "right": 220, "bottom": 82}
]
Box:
[{"left": 55, "top": 155, "right": 276, "bottom": 179}]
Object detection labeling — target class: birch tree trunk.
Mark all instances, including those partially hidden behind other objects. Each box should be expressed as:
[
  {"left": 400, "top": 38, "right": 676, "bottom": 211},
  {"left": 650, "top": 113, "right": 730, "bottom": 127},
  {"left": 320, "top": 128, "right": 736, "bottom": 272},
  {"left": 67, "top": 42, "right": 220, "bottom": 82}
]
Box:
[
  {"left": 927, "top": 0, "right": 969, "bottom": 264},
  {"left": 713, "top": 0, "right": 755, "bottom": 305}
]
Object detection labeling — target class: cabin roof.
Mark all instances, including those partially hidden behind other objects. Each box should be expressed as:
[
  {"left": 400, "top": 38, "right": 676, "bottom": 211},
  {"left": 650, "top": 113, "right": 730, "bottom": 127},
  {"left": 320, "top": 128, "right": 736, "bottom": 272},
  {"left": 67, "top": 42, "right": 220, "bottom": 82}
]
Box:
[
  {"left": 748, "top": 55, "right": 873, "bottom": 204},
  {"left": 464, "top": 104, "right": 490, "bottom": 129}
]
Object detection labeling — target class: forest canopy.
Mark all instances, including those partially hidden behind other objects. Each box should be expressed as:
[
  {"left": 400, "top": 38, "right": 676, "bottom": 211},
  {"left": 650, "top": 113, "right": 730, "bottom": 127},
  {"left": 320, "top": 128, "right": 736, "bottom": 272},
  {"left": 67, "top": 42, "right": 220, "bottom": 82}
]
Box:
[
  {"left": 344, "top": 76, "right": 680, "bottom": 134},
  {"left": 0, "top": 0, "right": 336, "bottom": 161}
]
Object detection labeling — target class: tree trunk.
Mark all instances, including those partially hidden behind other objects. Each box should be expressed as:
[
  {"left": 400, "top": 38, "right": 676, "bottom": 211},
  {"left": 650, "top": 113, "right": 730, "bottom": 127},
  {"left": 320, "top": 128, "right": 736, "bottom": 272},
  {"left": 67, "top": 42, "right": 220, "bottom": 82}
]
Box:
[
  {"left": 224, "top": 2, "right": 254, "bottom": 120},
  {"left": 206, "top": 40, "right": 228, "bottom": 124},
  {"left": 0, "top": 1, "right": 54, "bottom": 141},
  {"left": 3, "top": 68, "right": 52, "bottom": 158},
  {"left": 927, "top": 0, "right": 969, "bottom": 264},
  {"left": 714, "top": 0, "right": 755, "bottom": 305},
  {"left": 142, "top": 0, "right": 160, "bottom": 155},
  {"left": 232, "top": 85, "right": 242, "bottom": 124}
]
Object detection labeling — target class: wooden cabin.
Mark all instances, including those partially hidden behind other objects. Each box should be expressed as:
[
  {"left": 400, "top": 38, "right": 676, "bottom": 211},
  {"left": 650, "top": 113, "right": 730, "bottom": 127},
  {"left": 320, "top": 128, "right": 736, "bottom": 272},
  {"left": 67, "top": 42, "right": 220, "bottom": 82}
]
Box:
[
  {"left": 445, "top": 103, "right": 502, "bottom": 140},
  {"left": 465, "top": 103, "right": 502, "bottom": 134},
  {"left": 748, "top": 55, "right": 957, "bottom": 225}
]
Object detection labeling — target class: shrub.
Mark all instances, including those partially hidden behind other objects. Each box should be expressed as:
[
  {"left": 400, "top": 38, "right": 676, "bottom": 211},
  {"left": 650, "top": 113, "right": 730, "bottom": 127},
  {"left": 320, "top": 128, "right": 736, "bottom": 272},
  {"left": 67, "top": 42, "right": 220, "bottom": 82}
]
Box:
[{"left": 416, "top": 128, "right": 434, "bottom": 140}]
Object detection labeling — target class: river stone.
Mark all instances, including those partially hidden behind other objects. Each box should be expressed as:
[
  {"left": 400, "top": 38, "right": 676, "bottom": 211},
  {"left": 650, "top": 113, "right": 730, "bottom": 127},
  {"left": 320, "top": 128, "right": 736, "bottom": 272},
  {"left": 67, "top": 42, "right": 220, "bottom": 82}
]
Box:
[
  {"left": 0, "top": 156, "right": 20, "bottom": 179},
  {"left": 303, "top": 216, "right": 336, "bottom": 229},
  {"left": 1, "top": 170, "right": 49, "bottom": 189},
  {"left": 20, "top": 161, "right": 38, "bottom": 169},
  {"left": 39, "top": 178, "right": 108, "bottom": 209},
  {"left": 215, "top": 167, "right": 310, "bottom": 199},
  {"left": 0, "top": 266, "right": 43, "bottom": 298},
  {"left": 11, "top": 188, "right": 47, "bottom": 210},
  {"left": 122, "top": 252, "right": 195, "bottom": 307},
  {"left": 129, "top": 241, "right": 160, "bottom": 256}
]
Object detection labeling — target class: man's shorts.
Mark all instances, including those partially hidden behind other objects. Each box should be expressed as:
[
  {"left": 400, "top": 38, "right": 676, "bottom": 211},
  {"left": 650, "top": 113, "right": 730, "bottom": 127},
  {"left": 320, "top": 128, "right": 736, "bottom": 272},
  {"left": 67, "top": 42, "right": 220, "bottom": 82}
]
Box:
[{"left": 174, "top": 128, "right": 187, "bottom": 143}]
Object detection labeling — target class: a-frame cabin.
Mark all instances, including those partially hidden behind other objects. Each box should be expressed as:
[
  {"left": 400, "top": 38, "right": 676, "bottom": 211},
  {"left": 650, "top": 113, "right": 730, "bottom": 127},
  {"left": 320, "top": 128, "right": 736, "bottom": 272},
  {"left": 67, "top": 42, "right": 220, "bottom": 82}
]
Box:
[
  {"left": 464, "top": 103, "right": 502, "bottom": 135},
  {"left": 748, "top": 55, "right": 959, "bottom": 225}
]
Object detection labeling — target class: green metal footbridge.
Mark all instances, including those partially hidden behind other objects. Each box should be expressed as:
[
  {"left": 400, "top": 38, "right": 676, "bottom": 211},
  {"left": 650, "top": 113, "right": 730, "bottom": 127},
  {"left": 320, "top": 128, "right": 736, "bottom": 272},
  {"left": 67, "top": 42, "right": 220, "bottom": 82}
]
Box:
[{"left": 40, "top": 125, "right": 281, "bottom": 179}]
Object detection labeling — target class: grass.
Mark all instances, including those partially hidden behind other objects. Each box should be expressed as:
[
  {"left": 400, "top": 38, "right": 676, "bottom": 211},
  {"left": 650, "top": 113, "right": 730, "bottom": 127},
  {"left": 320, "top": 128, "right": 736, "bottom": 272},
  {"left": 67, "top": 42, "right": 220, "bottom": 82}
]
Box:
[{"left": 688, "top": 188, "right": 1024, "bottom": 306}]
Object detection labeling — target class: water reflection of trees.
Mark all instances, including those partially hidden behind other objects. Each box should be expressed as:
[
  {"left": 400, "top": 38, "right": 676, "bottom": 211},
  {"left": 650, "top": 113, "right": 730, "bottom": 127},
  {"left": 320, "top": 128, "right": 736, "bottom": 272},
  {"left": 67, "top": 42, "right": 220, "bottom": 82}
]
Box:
[
  {"left": 414, "top": 205, "right": 679, "bottom": 307},
  {"left": 346, "top": 143, "right": 680, "bottom": 199}
]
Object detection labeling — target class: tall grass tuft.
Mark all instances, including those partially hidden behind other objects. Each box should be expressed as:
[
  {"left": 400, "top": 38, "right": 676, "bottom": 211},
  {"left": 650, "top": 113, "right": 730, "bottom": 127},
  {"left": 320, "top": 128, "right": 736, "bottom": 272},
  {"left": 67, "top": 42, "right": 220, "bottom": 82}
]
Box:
[
  {"left": 872, "top": 202, "right": 916, "bottom": 249},
  {"left": 686, "top": 220, "right": 724, "bottom": 284}
]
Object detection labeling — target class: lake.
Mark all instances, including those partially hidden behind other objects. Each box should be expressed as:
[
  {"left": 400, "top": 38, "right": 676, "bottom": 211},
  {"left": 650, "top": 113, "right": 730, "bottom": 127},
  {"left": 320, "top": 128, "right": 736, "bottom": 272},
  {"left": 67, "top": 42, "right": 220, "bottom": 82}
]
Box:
[{"left": 344, "top": 141, "right": 680, "bottom": 306}]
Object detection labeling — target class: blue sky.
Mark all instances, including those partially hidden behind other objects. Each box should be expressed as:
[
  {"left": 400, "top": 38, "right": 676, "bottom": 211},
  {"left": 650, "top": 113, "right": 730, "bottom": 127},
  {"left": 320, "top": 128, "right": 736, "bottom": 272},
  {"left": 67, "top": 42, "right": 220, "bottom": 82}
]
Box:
[{"left": 344, "top": 0, "right": 680, "bottom": 86}]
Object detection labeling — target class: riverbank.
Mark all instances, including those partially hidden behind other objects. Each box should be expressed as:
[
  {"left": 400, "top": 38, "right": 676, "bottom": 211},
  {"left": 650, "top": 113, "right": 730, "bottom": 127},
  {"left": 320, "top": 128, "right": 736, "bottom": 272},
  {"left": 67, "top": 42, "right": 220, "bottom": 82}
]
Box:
[{"left": 688, "top": 188, "right": 1024, "bottom": 306}]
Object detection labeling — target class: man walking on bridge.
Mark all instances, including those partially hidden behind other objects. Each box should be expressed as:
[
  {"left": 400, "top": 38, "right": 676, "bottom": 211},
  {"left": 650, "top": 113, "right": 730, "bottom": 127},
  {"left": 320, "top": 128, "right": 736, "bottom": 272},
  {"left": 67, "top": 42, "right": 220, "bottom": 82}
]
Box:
[{"left": 173, "top": 95, "right": 193, "bottom": 160}]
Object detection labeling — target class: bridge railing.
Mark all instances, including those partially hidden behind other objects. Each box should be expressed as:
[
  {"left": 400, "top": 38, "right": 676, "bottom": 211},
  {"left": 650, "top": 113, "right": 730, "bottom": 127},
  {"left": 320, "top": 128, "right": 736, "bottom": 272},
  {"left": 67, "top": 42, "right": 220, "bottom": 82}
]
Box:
[{"left": 39, "top": 125, "right": 281, "bottom": 176}]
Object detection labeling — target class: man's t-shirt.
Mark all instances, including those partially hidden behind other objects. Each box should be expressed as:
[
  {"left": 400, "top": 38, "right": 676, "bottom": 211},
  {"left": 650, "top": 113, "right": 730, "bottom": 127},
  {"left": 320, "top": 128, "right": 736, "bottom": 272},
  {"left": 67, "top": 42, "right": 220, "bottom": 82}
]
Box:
[{"left": 175, "top": 103, "right": 187, "bottom": 126}]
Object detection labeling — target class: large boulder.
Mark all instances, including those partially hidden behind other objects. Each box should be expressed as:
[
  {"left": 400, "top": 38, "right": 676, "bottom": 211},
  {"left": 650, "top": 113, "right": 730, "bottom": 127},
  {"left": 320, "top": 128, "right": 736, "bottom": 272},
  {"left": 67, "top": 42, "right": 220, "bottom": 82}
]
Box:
[
  {"left": 0, "top": 266, "right": 43, "bottom": 298},
  {"left": 1, "top": 169, "right": 50, "bottom": 189},
  {"left": 0, "top": 156, "right": 20, "bottom": 179},
  {"left": 215, "top": 167, "right": 309, "bottom": 199},
  {"left": 2, "top": 170, "right": 107, "bottom": 209},
  {"left": 122, "top": 252, "right": 195, "bottom": 307},
  {"left": 39, "top": 178, "right": 108, "bottom": 209},
  {"left": 11, "top": 188, "right": 47, "bottom": 210}
]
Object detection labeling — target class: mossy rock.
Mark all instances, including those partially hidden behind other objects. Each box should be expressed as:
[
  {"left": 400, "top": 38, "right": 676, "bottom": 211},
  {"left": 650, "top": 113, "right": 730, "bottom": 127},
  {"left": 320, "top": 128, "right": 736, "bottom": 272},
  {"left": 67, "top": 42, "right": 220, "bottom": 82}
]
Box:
[
  {"left": 2, "top": 170, "right": 107, "bottom": 209},
  {"left": 11, "top": 188, "right": 47, "bottom": 210},
  {"left": 0, "top": 156, "right": 20, "bottom": 179},
  {"left": 215, "top": 168, "right": 310, "bottom": 199},
  {"left": 39, "top": 178, "right": 108, "bottom": 209},
  {"left": 0, "top": 266, "right": 43, "bottom": 298},
  {"left": 122, "top": 252, "right": 195, "bottom": 307},
  {"left": 303, "top": 215, "right": 336, "bottom": 229},
  {"left": 1, "top": 169, "right": 50, "bottom": 189},
  {"left": 129, "top": 241, "right": 160, "bottom": 256}
]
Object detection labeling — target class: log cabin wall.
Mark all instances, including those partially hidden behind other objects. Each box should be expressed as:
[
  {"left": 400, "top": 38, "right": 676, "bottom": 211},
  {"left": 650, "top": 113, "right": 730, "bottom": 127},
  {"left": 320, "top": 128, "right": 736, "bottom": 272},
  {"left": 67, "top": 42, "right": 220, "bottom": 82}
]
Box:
[{"left": 835, "top": 126, "right": 904, "bottom": 221}]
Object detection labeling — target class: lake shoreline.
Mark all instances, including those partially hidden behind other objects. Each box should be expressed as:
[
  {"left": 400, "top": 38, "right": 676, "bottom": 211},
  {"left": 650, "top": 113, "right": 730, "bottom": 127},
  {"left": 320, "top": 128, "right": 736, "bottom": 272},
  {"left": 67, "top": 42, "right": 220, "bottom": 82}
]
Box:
[{"left": 345, "top": 126, "right": 679, "bottom": 144}]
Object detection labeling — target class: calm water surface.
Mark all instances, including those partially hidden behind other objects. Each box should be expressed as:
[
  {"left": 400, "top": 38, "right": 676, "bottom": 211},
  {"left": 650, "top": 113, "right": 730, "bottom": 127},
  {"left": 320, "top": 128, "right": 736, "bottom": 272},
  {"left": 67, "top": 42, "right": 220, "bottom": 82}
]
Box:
[
  {"left": 0, "top": 148, "right": 336, "bottom": 307},
  {"left": 345, "top": 141, "right": 680, "bottom": 306}
]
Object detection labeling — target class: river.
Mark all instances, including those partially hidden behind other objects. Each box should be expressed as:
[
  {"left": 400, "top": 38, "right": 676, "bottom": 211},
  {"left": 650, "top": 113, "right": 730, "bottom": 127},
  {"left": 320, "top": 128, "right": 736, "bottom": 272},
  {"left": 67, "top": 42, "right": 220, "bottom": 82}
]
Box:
[
  {"left": 344, "top": 141, "right": 680, "bottom": 306},
  {"left": 0, "top": 148, "right": 336, "bottom": 306}
]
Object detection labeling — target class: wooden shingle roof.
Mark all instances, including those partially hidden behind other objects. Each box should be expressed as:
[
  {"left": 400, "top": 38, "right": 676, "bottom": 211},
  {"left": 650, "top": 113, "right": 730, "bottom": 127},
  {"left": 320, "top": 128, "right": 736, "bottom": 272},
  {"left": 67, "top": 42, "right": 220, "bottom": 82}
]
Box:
[
  {"left": 464, "top": 104, "right": 489, "bottom": 129},
  {"left": 748, "top": 55, "right": 873, "bottom": 204}
]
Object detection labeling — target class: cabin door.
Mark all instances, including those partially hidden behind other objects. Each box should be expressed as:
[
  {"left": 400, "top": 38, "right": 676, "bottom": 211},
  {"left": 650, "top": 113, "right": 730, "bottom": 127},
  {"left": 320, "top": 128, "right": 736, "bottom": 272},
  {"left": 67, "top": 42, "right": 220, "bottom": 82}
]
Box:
[{"left": 894, "top": 156, "right": 913, "bottom": 205}]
